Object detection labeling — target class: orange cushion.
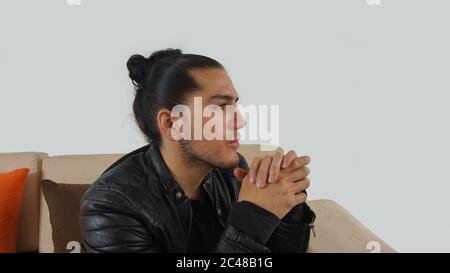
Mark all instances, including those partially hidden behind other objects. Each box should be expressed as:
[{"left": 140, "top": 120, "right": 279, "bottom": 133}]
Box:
[{"left": 0, "top": 168, "right": 29, "bottom": 253}]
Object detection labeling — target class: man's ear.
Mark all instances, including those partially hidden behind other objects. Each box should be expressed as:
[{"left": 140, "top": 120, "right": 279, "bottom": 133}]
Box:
[{"left": 157, "top": 109, "right": 180, "bottom": 142}]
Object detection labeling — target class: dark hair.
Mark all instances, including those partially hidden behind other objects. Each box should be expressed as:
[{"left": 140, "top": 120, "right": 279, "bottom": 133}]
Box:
[{"left": 127, "top": 48, "right": 224, "bottom": 147}]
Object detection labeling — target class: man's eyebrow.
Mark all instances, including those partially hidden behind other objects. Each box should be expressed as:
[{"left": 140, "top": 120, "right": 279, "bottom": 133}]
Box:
[{"left": 209, "top": 94, "right": 239, "bottom": 102}]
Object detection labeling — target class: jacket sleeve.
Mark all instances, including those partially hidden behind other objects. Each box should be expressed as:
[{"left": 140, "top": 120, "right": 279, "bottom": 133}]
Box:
[
  {"left": 229, "top": 153, "right": 316, "bottom": 253},
  {"left": 214, "top": 201, "right": 281, "bottom": 253},
  {"left": 220, "top": 200, "right": 316, "bottom": 253},
  {"left": 214, "top": 225, "right": 272, "bottom": 253},
  {"left": 214, "top": 153, "right": 274, "bottom": 253},
  {"left": 79, "top": 187, "right": 163, "bottom": 253},
  {"left": 266, "top": 202, "right": 316, "bottom": 253}
]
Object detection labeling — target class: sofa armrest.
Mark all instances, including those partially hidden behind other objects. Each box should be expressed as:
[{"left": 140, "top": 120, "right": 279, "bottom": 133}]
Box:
[{"left": 306, "top": 199, "right": 396, "bottom": 253}]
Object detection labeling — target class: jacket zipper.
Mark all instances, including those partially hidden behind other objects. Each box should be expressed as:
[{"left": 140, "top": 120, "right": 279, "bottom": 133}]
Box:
[
  {"left": 309, "top": 213, "right": 317, "bottom": 237},
  {"left": 187, "top": 201, "right": 193, "bottom": 244},
  {"left": 309, "top": 224, "right": 316, "bottom": 237},
  {"left": 202, "top": 183, "right": 225, "bottom": 227}
]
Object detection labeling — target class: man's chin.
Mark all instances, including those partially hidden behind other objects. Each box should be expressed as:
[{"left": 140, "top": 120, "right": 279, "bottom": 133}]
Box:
[{"left": 214, "top": 152, "right": 240, "bottom": 169}]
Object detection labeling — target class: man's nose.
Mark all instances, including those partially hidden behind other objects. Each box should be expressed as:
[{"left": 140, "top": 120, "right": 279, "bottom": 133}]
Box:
[{"left": 234, "top": 109, "right": 246, "bottom": 130}]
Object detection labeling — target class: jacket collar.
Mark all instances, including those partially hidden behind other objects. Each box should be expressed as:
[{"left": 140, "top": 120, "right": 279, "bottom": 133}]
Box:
[
  {"left": 146, "top": 142, "right": 215, "bottom": 206},
  {"left": 145, "top": 142, "right": 233, "bottom": 227}
]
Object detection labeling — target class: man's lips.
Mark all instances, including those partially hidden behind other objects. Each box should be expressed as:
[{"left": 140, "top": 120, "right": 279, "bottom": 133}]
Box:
[
  {"left": 228, "top": 140, "right": 240, "bottom": 149},
  {"left": 227, "top": 131, "right": 240, "bottom": 148}
]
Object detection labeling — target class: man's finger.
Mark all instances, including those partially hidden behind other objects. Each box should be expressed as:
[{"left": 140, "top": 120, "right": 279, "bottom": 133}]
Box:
[
  {"left": 281, "top": 150, "right": 297, "bottom": 169},
  {"left": 248, "top": 157, "right": 262, "bottom": 183},
  {"left": 233, "top": 168, "right": 248, "bottom": 183},
  {"left": 268, "top": 151, "right": 284, "bottom": 183},
  {"left": 294, "top": 192, "right": 308, "bottom": 205},
  {"left": 290, "top": 178, "right": 311, "bottom": 194},
  {"left": 284, "top": 167, "right": 310, "bottom": 183},
  {"left": 282, "top": 156, "right": 311, "bottom": 172},
  {"left": 256, "top": 156, "right": 272, "bottom": 188}
]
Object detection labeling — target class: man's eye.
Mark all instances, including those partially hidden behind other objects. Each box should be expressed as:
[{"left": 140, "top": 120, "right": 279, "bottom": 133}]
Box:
[{"left": 219, "top": 104, "right": 227, "bottom": 109}]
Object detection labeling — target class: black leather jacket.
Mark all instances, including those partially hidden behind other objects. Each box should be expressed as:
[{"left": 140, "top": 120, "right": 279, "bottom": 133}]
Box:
[{"left": 80, "top": 143, "right": 316, "bottom": 253}]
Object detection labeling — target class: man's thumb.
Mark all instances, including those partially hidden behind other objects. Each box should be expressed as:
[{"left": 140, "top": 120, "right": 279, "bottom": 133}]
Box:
[{"left": 233, "top": 168, "right": 248, "bottom": 182}]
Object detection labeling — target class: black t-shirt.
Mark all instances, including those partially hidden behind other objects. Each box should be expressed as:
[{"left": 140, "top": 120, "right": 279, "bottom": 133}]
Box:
[{"left": 187, "top": 187, "right": 223, "bottom": 252}]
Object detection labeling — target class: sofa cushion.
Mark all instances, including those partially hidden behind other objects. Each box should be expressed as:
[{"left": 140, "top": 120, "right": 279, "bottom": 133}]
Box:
[
  {"left": 0, "top": 168, "right": 29, "bottom": 252},
  {"left": 41, "top": 180, "right": 90, "bottom": 253},
  {"left": 39, "top": 154, "right": 123, "bottom": 252},
  {"left": 0, "top": 152, "right": 48, "bottom": 252}
]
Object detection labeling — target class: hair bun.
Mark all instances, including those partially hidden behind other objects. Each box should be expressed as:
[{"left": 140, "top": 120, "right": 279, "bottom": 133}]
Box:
[
  {"left": 127, "top": 54, "right": 147, "bottom": 86},
  {"left": 127, "top": 49, "right": 182, "bottom": 87}
]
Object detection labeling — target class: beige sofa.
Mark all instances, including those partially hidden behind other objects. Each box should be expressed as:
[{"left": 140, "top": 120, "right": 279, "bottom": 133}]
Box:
[{"left": 0, "top": 144, "right": 396, "bottom": 253}]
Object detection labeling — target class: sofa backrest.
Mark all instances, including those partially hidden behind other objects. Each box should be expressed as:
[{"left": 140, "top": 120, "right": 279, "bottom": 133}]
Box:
[{"left": 2, "top": 146, "right": 396, "bottom": 253}]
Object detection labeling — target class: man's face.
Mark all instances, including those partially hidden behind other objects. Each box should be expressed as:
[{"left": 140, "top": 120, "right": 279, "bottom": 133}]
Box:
[{"left": 176, "top": 68, "right": 246, "bottom": 169}]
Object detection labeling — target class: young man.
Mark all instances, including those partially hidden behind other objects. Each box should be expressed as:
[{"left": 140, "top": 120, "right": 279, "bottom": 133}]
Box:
[{"left": 80, "top": 49, "right": 315, "bottom": 253}]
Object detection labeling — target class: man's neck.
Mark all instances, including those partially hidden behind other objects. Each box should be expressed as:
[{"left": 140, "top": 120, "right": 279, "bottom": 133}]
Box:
[{"left": 159, "top": 143, "right": 211, "bottom": 200}]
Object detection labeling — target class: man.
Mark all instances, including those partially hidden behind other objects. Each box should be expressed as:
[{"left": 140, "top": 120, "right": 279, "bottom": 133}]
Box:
[{"left": 80, "top": 48, "right": 315, "bottom": 252}]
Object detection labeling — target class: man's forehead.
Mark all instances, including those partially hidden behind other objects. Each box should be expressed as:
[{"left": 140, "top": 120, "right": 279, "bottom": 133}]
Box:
[{"left": 189, "top": 69, "right": 238, "bottom": 100}]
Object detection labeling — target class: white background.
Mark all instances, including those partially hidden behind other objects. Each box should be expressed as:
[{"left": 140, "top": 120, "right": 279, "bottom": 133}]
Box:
[{"left": 1, "top": 0, "right": 449, "bottom": 252}]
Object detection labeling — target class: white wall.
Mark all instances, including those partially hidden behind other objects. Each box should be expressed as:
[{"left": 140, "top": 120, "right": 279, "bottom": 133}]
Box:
[{"left": 1, "top": 0, "right": 449, "bottom": 252}]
